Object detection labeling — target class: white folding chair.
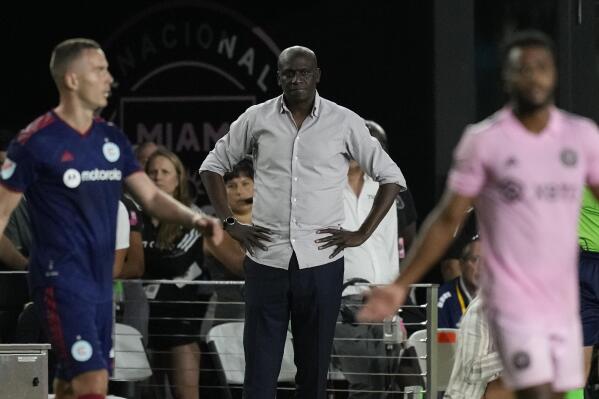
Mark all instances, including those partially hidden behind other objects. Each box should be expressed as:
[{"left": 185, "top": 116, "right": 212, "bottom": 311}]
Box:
[
  {"left": 206, "top": 322, "right": 296, "bottom": 397},
  {"left": 111, "top": 323, "right": 152, "bottom": 382},
  {"left": 406, "top": 328, "right": 458, "bottom": 391}
]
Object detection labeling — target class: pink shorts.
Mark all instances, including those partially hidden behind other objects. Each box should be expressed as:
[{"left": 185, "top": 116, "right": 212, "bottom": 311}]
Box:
[{"left": 491, "top": 316, "right": 584, "bottom": 392}]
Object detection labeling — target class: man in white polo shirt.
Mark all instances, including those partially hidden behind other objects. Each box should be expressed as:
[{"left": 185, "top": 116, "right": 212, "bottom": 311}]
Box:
[{"left": 331, "top": 120, "right": 404, "bottom": 398}]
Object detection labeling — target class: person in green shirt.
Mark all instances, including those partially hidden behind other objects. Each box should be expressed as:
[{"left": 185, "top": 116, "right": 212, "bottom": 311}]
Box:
[{"left": 578, "top": 187, "right": 599, "bottom": 394}]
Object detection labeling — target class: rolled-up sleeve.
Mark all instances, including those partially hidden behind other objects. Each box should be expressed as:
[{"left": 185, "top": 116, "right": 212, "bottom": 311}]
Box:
[
  {"left": 345, "top": 113, "right": 406, "bottom": 189},
  {"left": 199, "top": 110, "right": 254, "bottom": 175}
]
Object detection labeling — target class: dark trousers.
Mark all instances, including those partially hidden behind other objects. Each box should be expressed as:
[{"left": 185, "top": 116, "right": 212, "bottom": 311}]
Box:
[{"left": 243, "top": 253, "right": 344, "bottom": 399}]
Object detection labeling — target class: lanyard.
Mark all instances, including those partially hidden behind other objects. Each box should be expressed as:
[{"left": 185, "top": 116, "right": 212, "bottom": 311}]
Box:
[{"left": 456, "top": 282, "right": 467, "bottom": 315}]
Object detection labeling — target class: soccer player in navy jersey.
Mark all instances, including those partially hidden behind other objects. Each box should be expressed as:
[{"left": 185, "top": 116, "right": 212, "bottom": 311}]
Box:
[{"left": 0, "top": 38, "right": 223, "bottom": 399}]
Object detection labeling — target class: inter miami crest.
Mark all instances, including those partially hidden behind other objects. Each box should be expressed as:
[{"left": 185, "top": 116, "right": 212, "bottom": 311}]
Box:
[{"left": 560, "top": 148, "right": 578, "bottom": 168}]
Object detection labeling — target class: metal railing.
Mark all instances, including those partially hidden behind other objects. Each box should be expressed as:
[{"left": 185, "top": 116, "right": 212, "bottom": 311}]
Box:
[{"left": 0, "top": 272, "right": 441, "bottom": 398}]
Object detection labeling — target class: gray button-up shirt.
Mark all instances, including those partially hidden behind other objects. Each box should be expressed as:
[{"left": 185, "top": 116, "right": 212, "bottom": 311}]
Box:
[{"left": 200, "top": 92, "right": 406, "bottom": 269}]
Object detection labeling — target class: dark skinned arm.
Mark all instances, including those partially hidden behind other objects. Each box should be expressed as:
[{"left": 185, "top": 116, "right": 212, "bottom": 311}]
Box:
[
  {"left": 200, "top": 170, "right": 271, "bottom": 255},
  {"left": 358, "top": 190, "right": 474, "bottom": 321}
]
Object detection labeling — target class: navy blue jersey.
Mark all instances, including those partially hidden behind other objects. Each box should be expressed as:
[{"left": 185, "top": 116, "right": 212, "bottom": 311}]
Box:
[
  {"left": 0, "top": 112, "right": 141, "bottom": 301},
  {"left": 437, "top": 277, "right": 473, "bottom": 329}
]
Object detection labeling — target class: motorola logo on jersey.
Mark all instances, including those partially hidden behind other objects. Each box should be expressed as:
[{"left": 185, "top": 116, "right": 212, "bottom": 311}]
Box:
[
  {"left": 497, "top": 178, "right": 523, "bottom": 203},
  {"left": 1, "top": 158, "right": 16, "bottom": 180},
  {"left": 63, "top": 168, "right": 123, "bottom": 188},
  {"left": 63, "top": 169, "right": 82, "bottom": 188}
]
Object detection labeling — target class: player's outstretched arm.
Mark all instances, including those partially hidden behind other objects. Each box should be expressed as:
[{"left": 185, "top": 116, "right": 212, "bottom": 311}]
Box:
[
  {"left": 124, "top": 172, "right": 223, "bottom": 245},
  {"left": 0, "top": 185, "right": 27, "bottom": 269},
  {"left": 358, "top": 189, "right": 473, "bottom": 322}
]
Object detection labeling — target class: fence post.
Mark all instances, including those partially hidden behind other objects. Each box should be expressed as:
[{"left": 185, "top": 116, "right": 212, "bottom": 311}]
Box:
[{"left": 425, "top": 284, "right": 438, "bottom": 399}]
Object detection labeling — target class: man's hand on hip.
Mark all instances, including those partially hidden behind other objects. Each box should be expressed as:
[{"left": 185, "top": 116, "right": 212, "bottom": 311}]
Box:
[
  {"left": 227, "top": 222, "right": 272, "bottom": 256},
  {"left": 315, "top": 227, "right": 367, "bottom": 258}
]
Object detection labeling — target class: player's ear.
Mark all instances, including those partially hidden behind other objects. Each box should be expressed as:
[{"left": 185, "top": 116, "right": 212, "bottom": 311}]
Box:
[{"left": 63, "top": 72, "right": 79, "bottom": 91}]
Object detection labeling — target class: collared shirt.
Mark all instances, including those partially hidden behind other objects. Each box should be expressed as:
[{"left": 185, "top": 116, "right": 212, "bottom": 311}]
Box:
[
  {"left": 342, "top": 174, "right": 399, "bottom": 295},
  {"left": 200, "top": 92, "right": 406, "bottom": 269},
  {"left": 444, "top": 296, "right": 502, "bottom": 399}
]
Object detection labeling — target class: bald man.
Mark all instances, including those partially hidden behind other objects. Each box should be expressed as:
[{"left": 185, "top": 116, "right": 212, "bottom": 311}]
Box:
[{"left": 200, "top": 46, "right": 406, "bottom": 398}]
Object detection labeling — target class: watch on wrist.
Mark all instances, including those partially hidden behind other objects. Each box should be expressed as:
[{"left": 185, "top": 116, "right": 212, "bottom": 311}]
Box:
[{"left": 223, "top": 216, "right": 237, "bottom": 230}]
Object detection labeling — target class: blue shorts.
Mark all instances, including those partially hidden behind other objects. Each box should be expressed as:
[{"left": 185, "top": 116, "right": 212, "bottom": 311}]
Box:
[
  {"left": 33, "top": 287, "right": 113, "bottom": 381},
  {"left": 579, "top": 250, "right": 599, "bottom": 346}
]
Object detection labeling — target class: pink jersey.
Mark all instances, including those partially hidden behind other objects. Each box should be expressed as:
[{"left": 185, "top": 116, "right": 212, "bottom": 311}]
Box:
[{"left": 448, "top": 106, "right": 599, "bottom": 326}]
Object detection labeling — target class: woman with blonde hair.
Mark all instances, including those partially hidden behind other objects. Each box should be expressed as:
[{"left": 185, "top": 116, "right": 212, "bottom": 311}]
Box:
[{"left": 142, "top": 148, "right": 209, "bottom": 399}]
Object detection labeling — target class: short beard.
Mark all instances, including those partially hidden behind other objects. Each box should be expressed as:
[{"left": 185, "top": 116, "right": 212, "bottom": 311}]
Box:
[{"left": 512, "top": 92, "right": 553, "bottom": 115}]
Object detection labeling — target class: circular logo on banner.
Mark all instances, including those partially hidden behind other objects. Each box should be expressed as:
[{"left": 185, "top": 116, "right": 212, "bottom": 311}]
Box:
[
  {"left": 1, "top": 158, "right": 16, "bottom": 180},
  {"left": 71, "top": 340, "right": 93, "bottom": 362},
  {"left": 102, "top": 142, "right": 121, "bottom": 162},
  {"left": 63, "top": 168, "right": 81, "bottom": 188},
  {"left": 102, "top": 1, "right": 280, "bottom": 205}
]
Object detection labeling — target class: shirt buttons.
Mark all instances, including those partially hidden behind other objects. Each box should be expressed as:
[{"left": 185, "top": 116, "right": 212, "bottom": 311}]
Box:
[
  {"left": 293, "top": 198, "right": 297, "bottom": 202},
  {"left": 294, "top": 177, "right": 298, "bottom": 181},
  {"left": 294, "top": 156, "right": 298, "bottom": 161}
]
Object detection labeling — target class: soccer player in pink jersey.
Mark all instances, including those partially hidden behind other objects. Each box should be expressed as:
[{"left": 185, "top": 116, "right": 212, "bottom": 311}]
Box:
[{"left": 359, "top": 30, "right": 599, "bottom": 399}]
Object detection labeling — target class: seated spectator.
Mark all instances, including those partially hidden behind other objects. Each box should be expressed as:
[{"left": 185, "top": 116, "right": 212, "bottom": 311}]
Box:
[
  {"left": 438, "top": 236, "right": 480, "bottom": 328},
  {"left": 142, "top": 148, "right": 209, "bottom": 399},
  {"left": 444, "top": 296, "right": 512, "bottom": 399},
  {"left": 203, "top": 158, "right": 253, "bottom": 326},
  {"left": 440, "top": 208, "right": 477, "bottom": 282}
]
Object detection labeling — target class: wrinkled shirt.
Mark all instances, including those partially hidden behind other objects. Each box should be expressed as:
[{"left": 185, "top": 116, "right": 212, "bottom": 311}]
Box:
[{"left": 200, "top": 92, "right": 406, "bottom": 269}]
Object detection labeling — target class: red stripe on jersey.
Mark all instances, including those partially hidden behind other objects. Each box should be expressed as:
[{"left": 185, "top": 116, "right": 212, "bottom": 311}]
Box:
[
  {"left": 17, "top": 112, "right": 56, "bottom": 144},
  {"left": 44, "top": 287, "right": 69, "bottom": 361}
]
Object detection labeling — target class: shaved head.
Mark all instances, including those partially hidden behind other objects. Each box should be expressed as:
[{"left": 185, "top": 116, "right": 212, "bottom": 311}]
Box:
[
  {"left": 49, "top": 38, "right": 102, "bottom": 87},
  {"left": 278, "top": 46, "right": 318, "bottom": 69}
]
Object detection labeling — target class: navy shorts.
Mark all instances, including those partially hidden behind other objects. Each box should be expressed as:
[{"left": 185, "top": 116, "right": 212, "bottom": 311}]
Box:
[
  {"left": 579, "top": 250, "right": 599, "bottom": 346},
  {"left": 33, "top": 287, "right": 113, "bottom": 381}
]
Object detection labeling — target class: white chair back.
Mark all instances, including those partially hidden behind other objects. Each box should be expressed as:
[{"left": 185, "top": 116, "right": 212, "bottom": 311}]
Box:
[
  {"left": 206, "top": 322, "right": 296, "bottom": 385},
  {"left": 406, "top": 328, "right": 458, "bottom": 391},
  {"left": 112, "top": 323, "right": 152, "bottom": 381}
]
